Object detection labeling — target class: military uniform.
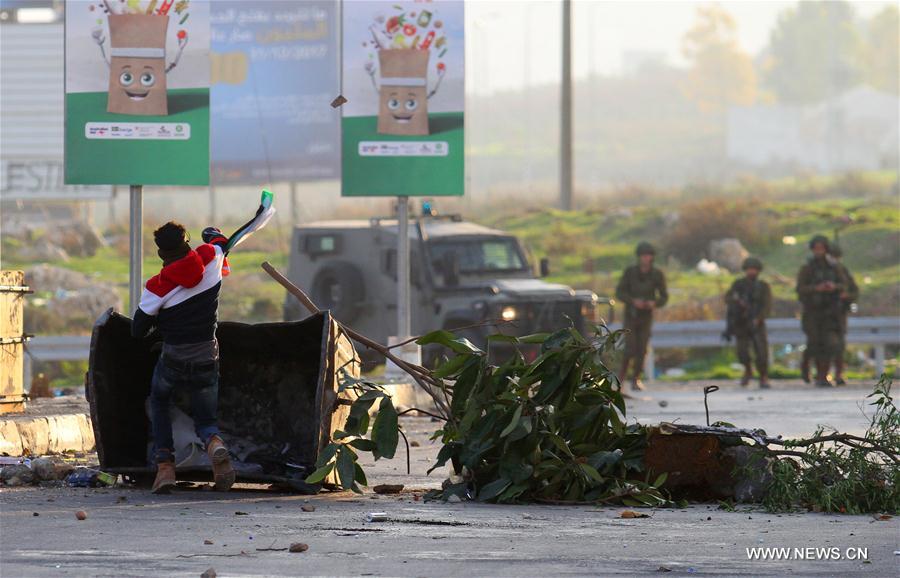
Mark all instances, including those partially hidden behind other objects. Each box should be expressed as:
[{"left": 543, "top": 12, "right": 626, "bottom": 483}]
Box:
[
  {"left": 616, "top": 262, "right": 668, "bottom": 382},
  {"left": 796, "top": 256, "right": 848, "bottom": 368},
  {"left": 725, "top": 276, "right": 772, "bottom": 379}
]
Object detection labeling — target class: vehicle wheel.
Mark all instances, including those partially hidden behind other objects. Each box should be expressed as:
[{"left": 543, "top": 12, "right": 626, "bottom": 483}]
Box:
[{"left": 310, "top": 262, "right": 365, "bottom": 324}]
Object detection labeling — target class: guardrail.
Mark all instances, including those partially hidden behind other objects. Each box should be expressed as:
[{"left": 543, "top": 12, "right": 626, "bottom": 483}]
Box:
[
  {"left": 608, "top": 316, "right": 899, "bottom": 378},
  {"left": 23, "top": 316, "right": 899, "bottom": 381}
]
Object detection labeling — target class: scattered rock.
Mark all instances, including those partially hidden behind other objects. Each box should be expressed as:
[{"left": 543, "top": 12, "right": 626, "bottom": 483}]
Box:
[
  {"left": 235, "top": 511, "right": 249, "bottom": 516},
  {"left": 410, "top": 440, "right": 421, "bottom": 447},
  {"left": 708, "top": 238, "right": 749, "bottom": 273},
  {"left": 657, "top": 566, "right": 672, "bottom": 572},
  {"left": 373, "top": 484, "right": 404, "bottom": 495},
  {"left": 289, "top": 543, "right": 309, "bottom": 553},
  {"left": 31, "top": 457, "right": 69, "bottom": 481},
  {"left": 874, "top": 514, "right": 892, "bottom": 521},
  {"left": 116, "top": 496, "right": 128, "bottom": 503},
  {"left": 620, "top": 510, "right": 649, "bottom": 519},
  {"left": 201, "top": 568, "right": 217, "bottom": 578},
  {"left": 75, "top": 510, "right": 87, "bottom": 521},
  {"left": 301, "top": 504, "right": 316, "bottom": 512},
  {"left": 1, "top": 465, "right": 35, "bottom": 486},
  {"left": 658, "top": 400, "right": 669, "bottom": 408},
  {"left": 204, "top": 539, "right": 214, "bottom": 545},
  {"left": 33, "top": 512, "right": 39, "bottom": 517}
]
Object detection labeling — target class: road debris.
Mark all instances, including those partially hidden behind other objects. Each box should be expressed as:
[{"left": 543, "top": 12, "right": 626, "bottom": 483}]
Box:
[
  {"left": 330, "top": 95, "right": 348, "bottom": 108},
  {"left": 66, "top": 468, "right": 116, "bottom": 488},
  {"left": 200, "top": 568, "right": 216, "bottom": 578},
  {"left": 620, "top": 510, "right": 650, "bottom": 519},
  {"left": 204, "top": 539, "right": 213, "bottom": 545},
  {"left": 235, "top": 511, "right": 249, "bottom": 516},
  {"left": 301, "top": 504, "right": 316, "bottom": 512},
  {"left": 75, "top": 510, "right": 87, "bottom": 520},
  {"left": 410, "top": 440, "right": 421, "bottom": 447},
  {"left": 289, "top": 543, "right": 309, "bottom": 553},
  {"left": 366, "top": 512, "right": 388, "bottom": 522},
  {"left": 373, "top": 484, "right": 404, "bottom": 494}
]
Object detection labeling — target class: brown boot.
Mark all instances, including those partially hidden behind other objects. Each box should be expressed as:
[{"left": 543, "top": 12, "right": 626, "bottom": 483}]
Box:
[
  {"left": 206, "top": 435, "right": 235, "bottom": 492},
  {"left": 800, "top": 352, "right": 811, "bottom": 384},
  {"left": 152, "top": 461, "right": 176, "bottom": 494}
]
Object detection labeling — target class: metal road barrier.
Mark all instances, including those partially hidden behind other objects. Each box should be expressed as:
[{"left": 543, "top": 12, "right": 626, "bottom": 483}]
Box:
[
  {"left": 23, "top": 316, "right": 899, "bottom": 382},
  {"left": 606, "top": 316, "right": 898, "bottom": 378}
]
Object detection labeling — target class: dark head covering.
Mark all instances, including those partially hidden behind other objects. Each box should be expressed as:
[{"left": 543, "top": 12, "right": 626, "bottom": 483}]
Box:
[
  {"left": 808, "top": 234, "right": 829, "bottom": 250},
  {"left": 742, "top": 256, "right": 763, "bottom": 271},
  {"left": 154, "top": 221, "right": 190, "bottom": 265},
  {"left": 636, "top": 241, "right": 656, "bottom": 256}
]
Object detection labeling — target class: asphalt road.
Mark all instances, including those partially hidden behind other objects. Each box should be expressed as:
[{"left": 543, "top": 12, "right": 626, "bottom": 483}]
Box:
[{"left": 1, "top": 382, "right": 897, "bottom": 577}]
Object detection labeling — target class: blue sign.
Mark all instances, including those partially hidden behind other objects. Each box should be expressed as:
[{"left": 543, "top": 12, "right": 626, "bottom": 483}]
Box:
[{"left": 210, "top": 1, "right": 339, "bottom": 185}]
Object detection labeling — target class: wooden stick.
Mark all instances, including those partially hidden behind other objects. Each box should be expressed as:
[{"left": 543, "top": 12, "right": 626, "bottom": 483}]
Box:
[{"left": 261, "top": 262, "right": 451, "bottom": 418}]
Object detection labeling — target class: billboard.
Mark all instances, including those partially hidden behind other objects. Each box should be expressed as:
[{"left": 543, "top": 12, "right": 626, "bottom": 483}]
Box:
[
  {"left": 64, "top": 0, "right": 210, "bottom": 186},
  {"left": 341, "top": 0, "right": 464, "bottom": 197},
  {"left": 210, "top": 1, "right": 340, "bottom": 185}
]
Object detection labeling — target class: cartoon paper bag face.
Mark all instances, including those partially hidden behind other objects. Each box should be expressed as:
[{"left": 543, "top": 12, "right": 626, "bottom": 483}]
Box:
[
  {"left": 377, "top": 49, "right": 429, "bottom": 136},
  {"left": 107, "top": 14, "right": 169, "bottom": 116}
]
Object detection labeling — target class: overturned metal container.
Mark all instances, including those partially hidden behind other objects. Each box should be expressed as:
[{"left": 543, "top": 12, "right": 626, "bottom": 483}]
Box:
[{"left": 86, "top": 309, "right": 356, "bottom": 492}]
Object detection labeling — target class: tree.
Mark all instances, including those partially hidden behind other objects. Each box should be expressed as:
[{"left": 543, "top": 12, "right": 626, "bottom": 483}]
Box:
[
  {"left": 681, "top": 5, "right": 758, "bottom": 112},
  {"left": 860, "top": 5, "right": 899, "bottom": 94},
  {"left": 762, "top": 1, "right": 863, "bottom": 103}
]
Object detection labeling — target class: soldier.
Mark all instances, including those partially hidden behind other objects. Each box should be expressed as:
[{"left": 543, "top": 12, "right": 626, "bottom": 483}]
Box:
[
  {"left": 829, "top": 244, "right": 859, "bottom": 385},
  {"left": 616, "top": 242, "right": 668, "bottom": 390},
  {"left": 724, "top": 257, "right": 772, "bottom": 389},
  {"left": 796, "top": 235, "right": 848, "bottom": 387}
]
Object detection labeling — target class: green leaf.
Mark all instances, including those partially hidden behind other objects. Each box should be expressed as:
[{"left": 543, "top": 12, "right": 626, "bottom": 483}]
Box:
[
  {"left": 587, "top": 449, "right": 623, "bottom": 472},
  {"left": 336, "top": 445, "right": 356, "bottom": 490},
  {"left": 519, "top": 332, "right": 551, "bottom": 344},
  {"left": 304, "top": 462, "right": 334, "bottom": 484},
  {"left": 500, "top": 404, "right": 524, "bottom": 438},
  {"left": 478, "top": 477, "right": 511, "bottom": 501},
  {"left": 371, "top": 396, "right": 399, "bottom": 459},
  {"left": 547, "top": 434, "right": 574, "bottom": 458},
  {"left": 417, "top": 330, "right": 483, "bottom": 354},
  {"left": 348, "top": 438, "right": 377, "bottom": 452},
  {"left": 579, "top": 463, "right": 604, "bottom": 483},
  {"left": 316, "top": 442, "right": 340, "bottom": 468},
  {"left": 354, "top": 462, "right": 368, "bottom": 486},
  {"left": 433, "top": 353, "right": 470, "bottom": 378},
  {"left": 653, "top": 472, "right": 668, "bottom": 487}
]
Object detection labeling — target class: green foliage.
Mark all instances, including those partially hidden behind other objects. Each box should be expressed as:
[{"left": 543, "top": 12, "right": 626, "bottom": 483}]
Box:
[
  {"left": 762, "top": 376, "right": 900, "bottom": 514},
  {"left": 304, "top": 374, "right": 400, "bottom": 493},
  {"left": 421, "top": 325, "right": 666, "bottom": 505}
]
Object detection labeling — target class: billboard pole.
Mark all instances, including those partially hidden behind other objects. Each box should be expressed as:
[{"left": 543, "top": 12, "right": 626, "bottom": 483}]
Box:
[
  {"left": 129, "top": 184, "right": 143, "bottom": 315},
  {"left": 560, "top": 0, "right": 573, "bottom": 211},
  {"left": 397, "top": 196, "right": 411, "bottom": 339}
]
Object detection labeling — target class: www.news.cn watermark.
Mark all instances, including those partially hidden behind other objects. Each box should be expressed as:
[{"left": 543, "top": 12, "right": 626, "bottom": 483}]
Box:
[{"left": 746, "top": 547, "right": 869, "bottom": 561}]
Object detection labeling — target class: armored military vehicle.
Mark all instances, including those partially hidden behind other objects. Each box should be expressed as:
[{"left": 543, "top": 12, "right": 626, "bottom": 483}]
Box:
[{"left": 284, "top": 213, "right": 610, "bottom": 366}]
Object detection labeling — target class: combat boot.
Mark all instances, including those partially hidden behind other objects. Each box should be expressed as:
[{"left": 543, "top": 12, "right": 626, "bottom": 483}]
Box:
[
  {"left": 814, "top": 361, "right": 832, "bottom": 387},
  {"left": 740, "top": 365, "right": 752, "bottom": 387},
  {"left": 152, "top": 461, "right": 176, "bottom": 494},
  {"left": 834, "top": 358, "right": 846, "bottom": 386},
  {"left": 758, "top": 371, "right": 770, "bottom": 389},
  {"left": 206, "top": 435, "right": 235, "bottom": 491}
]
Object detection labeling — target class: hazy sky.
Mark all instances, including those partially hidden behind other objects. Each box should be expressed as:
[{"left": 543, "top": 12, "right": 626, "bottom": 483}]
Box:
[{"left": 465, "top": 0, "right": 896, "bottom": 95}]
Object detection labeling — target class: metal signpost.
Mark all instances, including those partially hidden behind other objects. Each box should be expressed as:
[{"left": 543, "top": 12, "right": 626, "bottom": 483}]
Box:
[
  {"left": 341, "top": 1, "right": 465, "bottom": 363},
  {"left": 64, "top": 2, "right": 212, "bottom": 315}
]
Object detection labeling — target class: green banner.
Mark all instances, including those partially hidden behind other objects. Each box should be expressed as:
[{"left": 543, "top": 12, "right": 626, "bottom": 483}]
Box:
[
  {"left": 64, "top": 2, "right": 210, "bottom": 186},
  {"left": 341, "top": 1, "right": 464, "bottom": 197}
]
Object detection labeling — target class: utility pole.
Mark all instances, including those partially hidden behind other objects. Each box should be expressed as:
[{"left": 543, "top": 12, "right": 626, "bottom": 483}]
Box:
[{"left": 560, "top": 0, "right": 574, "bottom": 211}]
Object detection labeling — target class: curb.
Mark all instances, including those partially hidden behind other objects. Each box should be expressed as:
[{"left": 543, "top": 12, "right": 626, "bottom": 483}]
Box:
[{"left": 0, "top": 413, "right": 95, "bottom": 456}]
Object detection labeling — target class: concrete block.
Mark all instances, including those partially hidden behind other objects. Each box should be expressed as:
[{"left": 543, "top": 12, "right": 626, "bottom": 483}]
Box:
[{"left": 0, "top": 419, "right": 24, "bottom": 456}]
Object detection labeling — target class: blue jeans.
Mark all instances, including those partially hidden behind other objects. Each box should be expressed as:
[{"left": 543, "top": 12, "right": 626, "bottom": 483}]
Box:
[{"left": 149, "top": 357, "right": 221, "bottom": 463}]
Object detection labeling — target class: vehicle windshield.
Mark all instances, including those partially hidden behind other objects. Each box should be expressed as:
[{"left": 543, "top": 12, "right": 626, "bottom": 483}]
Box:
[{"left": 428, "top": 237, "right": 527, "bottom": 273}]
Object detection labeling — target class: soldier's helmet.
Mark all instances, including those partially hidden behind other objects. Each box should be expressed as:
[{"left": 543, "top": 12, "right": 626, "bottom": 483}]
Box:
[
  {"left": 830, "top": 243, "right": 843, "bottom": 258},
  {"left": 742, "top": 257, "right": 763, "bottom": 271},
  {"left": 636, "top": 241, "right": 656, "bottom": 256},
  {"left": 808, "top": 234, "right": 830, "bottom": 250}
]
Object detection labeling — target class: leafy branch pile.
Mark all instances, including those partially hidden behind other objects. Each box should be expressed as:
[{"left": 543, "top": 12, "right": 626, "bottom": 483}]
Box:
[
  {"left": 762, "top": 376, "right": 899, "bottom": 514},
  {"left": 310, "top": 325, "right": 667, "bottom": 505}
]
